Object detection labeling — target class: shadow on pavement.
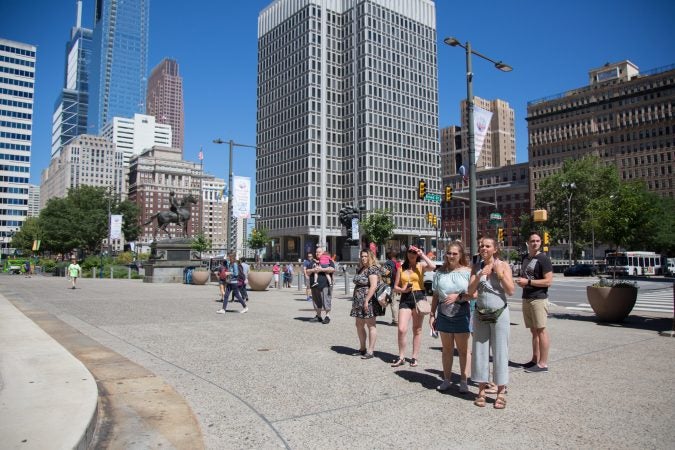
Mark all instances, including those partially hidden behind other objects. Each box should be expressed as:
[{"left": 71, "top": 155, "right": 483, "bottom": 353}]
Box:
[
  {"left": 550, "top": 312, "right": 673, "bottom": 333},
  {"left": 394, "top": 369, "right": 440, "bottom": 389}
]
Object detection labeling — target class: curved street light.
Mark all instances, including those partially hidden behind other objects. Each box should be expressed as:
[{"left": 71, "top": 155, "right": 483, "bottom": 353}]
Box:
[{"left": 443, "top": 36, "right": 512, "bottom": 257}]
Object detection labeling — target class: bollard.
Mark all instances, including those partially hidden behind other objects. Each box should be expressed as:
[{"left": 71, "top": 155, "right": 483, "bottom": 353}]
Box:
[
  {"left": 659, "top": 280, "right": 675, "bottom": 337},
  {"left": 93, "top": 267, "right": 96, "bottom": 279},
  {"left": 128, "top": 267, "right": 131, "bottom": 279},
  {"left": 297, "top": 269, "right": 302, "bottom": 291},
  {"left": 343, "top": 265, "right": 348, "bottom": 295},
  {"left": 110, "top": 267, "right": 113, "bottom": 279}
]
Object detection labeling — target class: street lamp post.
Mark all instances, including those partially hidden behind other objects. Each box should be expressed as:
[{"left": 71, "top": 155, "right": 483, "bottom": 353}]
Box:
[
  {"left": 562, "top": 182, "right": 576, "bottom": 266},
  {"left": 443, "top": 37, "right": 512, "bottom": 257},
  {"left": 213, "top": 139, "right": 259, "bottom": 254}
]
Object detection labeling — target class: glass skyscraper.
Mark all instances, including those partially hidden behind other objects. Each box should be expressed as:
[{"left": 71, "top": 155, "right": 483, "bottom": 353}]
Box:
[
  {"left": 89, "top": 0, "right": 150, "bottom": 133},
  {"left": 51, "top": 0, "right": 92, "bottom": 158},
  {"left": 257, "top": 0, "right": 440, "bottom": 259}
]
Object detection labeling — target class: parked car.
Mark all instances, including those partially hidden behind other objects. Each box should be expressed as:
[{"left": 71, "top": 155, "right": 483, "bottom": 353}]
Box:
[
  {"left": 423, "top": 261, "right": 444, "bottom": 295},
  {"left": 563, "top": 264, "right": 598, "bottom": 277}
]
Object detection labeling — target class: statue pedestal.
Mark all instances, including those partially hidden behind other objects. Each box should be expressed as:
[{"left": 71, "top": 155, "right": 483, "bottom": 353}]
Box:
[
  {"left": 144, "top": 238, "right": 201, "bottom": 283},
  {"left": 342, "top": 243, "right": 361, "bottom": 262}
]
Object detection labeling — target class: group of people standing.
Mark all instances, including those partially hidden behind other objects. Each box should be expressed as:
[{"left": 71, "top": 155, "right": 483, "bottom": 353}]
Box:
[{"left": 347, "top": 232, "right": 553, "bottom": 410}]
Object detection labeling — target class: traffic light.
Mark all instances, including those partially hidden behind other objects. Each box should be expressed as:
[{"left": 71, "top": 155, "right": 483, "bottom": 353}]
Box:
[
  {"left": 544, "top": 231, "right": 550, "bottom": 245},
  {"left": 432, "top": 215, "right": 438, "bottom": 227},
  {"left": 427, "top": 211, "right": 433, "bottom": 223},
  {"left": 418, "top": 179, "right": 426, "bottom": 199},
  {"left": 445, "top": 185, "right": 452, "bottom": 202},
  {"left": 497, "top": 228, "right": 504, "bottom": 242}
]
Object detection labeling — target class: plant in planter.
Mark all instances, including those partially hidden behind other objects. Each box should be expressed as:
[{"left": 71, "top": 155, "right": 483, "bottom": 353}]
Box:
[
  {"left": 248, "top": 227, "right": 271, "bottom": 271},
  {"left": 191, "top": 232, "right": 212, "bottom": 260},
  {"left": 586, "top": 278, "right": 638, "bottom": 322}
]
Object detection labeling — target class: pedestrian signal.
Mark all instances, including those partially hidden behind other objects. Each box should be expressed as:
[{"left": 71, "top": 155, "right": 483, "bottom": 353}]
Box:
[
  {"left": 497, "top": 228, "right": 504, "bottom": 242},
  {"left": 544, "top": 231, "right": 550, "bottom": 245},
  {"left": 445, "top": 186, "right": 452, "bottom": 202}
]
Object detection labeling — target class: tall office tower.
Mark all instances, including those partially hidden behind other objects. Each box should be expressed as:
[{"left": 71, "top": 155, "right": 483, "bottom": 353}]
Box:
[
  {"left": 27, "top": 184, "right": 40, "bottom": 217},
  {"left": 127, "top": 146, "right": 206, "bottom": 249},
  {"left": 458, "top": 96, "right": 515, "bottom": 170},
  {"left": 440, "top": 125, "right": 462, "bottom": 177},
  {"left": 100, "top": 113, "right": 172, "bottom": 167},
  {"left": 51, "top": 0, "right": 92, "bottom": 158},
  {"left": 257, "top": 0, "right": 439, "bottom": 260},
  {"left": 40, "top": 135, "right": 125, "bottom": 208},
  {"left": 146, "top": 58, "right": 184, "bottom": 154},
  {"left": 527, "top": 60, "right": 675, "bottom": 204},
  {"left": 89, "top": 0, "right": 150, "bottom": 133},
  {"left": 0, "top": 38, "right": 35, "bottom": 249}
]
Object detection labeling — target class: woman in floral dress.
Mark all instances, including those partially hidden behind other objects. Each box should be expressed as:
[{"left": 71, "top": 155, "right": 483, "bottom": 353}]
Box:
[{"left": 350, "top": 250, "right": 381, "bottom": 359}]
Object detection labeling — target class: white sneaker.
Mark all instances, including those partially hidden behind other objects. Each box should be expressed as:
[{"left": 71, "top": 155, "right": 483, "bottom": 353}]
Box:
[
  {"left": 459, "top": 380, "right": 469, "bottom": 393},
  {"left": 216, "top": 309, "right": 226, "bottom": 314},
  {"left": 240, "top": 307, "right": 249, "bottom": 314},
  {"left": 436, "top": 379, "right": 452, "bottom": 392}
]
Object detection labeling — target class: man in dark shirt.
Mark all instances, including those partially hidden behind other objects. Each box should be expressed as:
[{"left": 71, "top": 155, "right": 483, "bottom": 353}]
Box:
[
  {"left": 308, "top": 246, "right": 335, "bottom": 324},
  {"left": 516, "top": 232, "right": 553, "bottom": 373}
]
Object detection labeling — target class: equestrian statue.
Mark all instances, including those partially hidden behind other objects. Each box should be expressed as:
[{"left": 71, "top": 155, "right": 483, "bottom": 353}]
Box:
[{"left": 144, "top": 192, "right": 199, "bottom": 239}]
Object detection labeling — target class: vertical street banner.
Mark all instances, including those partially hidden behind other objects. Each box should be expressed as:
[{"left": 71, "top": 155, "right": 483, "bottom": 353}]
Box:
[
  {"left": 351, "top": 218, "right": 359, "bottom": 241},
  {"left": 233, "top": 176, "right": 251, "bottom": 218},
  {"left": 473, "top": 105, "right": 493, "bottom": 163},
  {"left": 110, "top": 214, "right": 123, "bottom": 240}
]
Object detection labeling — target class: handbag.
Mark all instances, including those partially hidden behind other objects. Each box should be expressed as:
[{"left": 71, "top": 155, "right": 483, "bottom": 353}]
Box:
[
  {"left": 476, "top": 304, "right": 507, "bottom": 323},
  {"left": 375, "top": 281, "right": 391, "bottom": 308},
  {"left": 413, "top": 290, "right": 431, "bottom": 316}
]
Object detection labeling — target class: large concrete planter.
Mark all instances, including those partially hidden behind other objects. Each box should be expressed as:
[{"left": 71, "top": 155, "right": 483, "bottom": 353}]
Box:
[
  {"left": 248, "top": 271, "right": 273, "bottom": 291},
  {"left": 586, "top": 286, "right": 638, "bottom": 322},
  {"left": 191, "top": 269, "right": 210, "bottom": 285}
]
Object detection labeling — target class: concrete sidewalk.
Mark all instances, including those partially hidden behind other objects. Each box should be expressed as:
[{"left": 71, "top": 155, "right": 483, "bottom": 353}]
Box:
[{"left": 1, "top": 274, "right": 674, "bottom": 449}]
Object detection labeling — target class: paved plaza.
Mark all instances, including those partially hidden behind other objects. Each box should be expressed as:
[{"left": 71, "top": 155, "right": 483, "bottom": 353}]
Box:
[{"left": 1, "top": 274, "right": 674, "bottom": 449}]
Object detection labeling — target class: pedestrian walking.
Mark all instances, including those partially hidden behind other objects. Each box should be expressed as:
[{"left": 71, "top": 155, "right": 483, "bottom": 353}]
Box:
[
  {"left": 350, "top": 250, "right": 380, "bottom": 359},
  {"left": 272, "top": 262, "right": 280, "bottom": 288},
  {"left": 391, "top": 245, "right": 435, "bottom": 368},
  {"left": 307, "top": 246, "right": 335, "bottom": 323},
  {"left": 239, "top": 258, "right": 250, "bottom": 302},
  {"left": 216, "top": 253, "right": 248, "bottom": 315},
  {"left": 467, "top": 237, "right": 515, "bottom": 409},
  {"left": 67, "top": 257, "right": 82, "bottom": 289},
  {"left": 430, "top": 241, "right": 473, "bottom": 393},
  {"left": 302, "top": 252, "right": 314, "bottom": 301},
  {"left": 516, "top": 232, "right": 553, "bottom": 373}
]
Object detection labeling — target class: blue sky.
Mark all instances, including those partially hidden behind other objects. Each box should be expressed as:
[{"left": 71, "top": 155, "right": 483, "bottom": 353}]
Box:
[{"left": 2, "top": 0, "right": 674, "bottom": 187}]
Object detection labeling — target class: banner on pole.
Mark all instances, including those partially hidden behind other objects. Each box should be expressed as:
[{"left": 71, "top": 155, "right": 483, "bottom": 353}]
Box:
[
  {"left": 473, "top": 105, "right": 493, "bottom": 163},
  {"left": 351, "top": 218, "right": 359, "bottom": 241},
  {"left": 110, "top": 215, "right": 123, "bottom": 240},
  {"left": 233, "top": 176, "right": 251, "bottom": 218}
]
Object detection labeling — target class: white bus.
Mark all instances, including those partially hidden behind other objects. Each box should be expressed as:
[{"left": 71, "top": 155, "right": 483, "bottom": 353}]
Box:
[{"left": 606, "top": 251, "right": 662, "bottom": 276}]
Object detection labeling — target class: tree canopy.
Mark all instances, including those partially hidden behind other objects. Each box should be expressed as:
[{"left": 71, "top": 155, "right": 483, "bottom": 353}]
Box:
[{"left": 361, "top": 209, "right": 395, "bottom": 251}]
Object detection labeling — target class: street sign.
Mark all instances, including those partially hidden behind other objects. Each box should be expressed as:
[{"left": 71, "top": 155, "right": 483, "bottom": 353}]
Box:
[
  {"left": 424, "top": 193, "right": 441, "bottom": 202},
  {"left": 489, "top": 212, "right": 502, "bottom": 221}
]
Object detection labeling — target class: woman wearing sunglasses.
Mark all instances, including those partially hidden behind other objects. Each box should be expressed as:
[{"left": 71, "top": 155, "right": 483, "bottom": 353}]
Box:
[
  {"left": 467, "top": 237, "right": 515, "bottom": 409},
  {"left": 429, "top": 241, "right": 474, "bottom": 393},
  {"left": 391, "top": 245, "right": 435, "bottom": 368}
]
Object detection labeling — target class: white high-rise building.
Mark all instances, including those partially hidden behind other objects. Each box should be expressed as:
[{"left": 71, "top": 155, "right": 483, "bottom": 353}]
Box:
[
  {"left": 257, "top": 0, "right": 440, "bottom": 260},
  {"left": 100, "top": 113, "right": 171, "bottom": 167},
  {"left": 40, "top": 135, "right": 125, "bottom": 208},
  {"left": 27, "top": 184, "right": 40, "bottom": 217},
  {"left": 0, "top": 38, "right": 36, "bottom": 247}
]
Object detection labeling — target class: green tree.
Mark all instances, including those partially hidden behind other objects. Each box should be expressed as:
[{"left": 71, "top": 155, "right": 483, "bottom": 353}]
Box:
[
  {"left": 191, "top": 232, "right": 212, "bottom": 259},
  {"left": 248, "top": 228, "right": 271, "bottom": 268},
  {"left": 11, "top": 217, "right": 41, "bottom": 254},
  {"left": 361, "top": 209, "right": 395, "bottom": 257},
  {"left": 536, "top": 156, "right": 620, "bottom": 259}
]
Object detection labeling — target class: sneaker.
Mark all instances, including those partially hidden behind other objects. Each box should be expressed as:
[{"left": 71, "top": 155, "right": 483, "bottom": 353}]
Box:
[
  {"left": 436, "top": 379, "right": 452, "bottom": 392},
  {"left": 311, "top": 315, "right": 322, "bottom": 322},
  {"left": 352, "top": 349, "right": 367, "bottom": 356},
  {"left": 525, "top": 365, "right": 549, "bottom": 373},
  {"left": 521, "top": 360, "right": 537, "bottom": 369},
  {"left": 216, "top": 309, "right": 226, "bottom": 314},
  {"left": 361, "top": 352, "right": 374, "bottom": 360},
  {"left": 306, "top": 296, "right": 313, "bottom": 302},
  {"left": 240, "top": 307, "right": 249, "bottom": 314},
  {"left": 322, "top": 316, "right": 331, "bottom": 324},
  {"left": 459, "top": 381, "right": 469, "bottom": 393}
]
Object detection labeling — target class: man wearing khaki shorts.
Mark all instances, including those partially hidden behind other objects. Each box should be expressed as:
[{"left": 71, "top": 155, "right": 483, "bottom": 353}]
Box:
[{"left": 516, "top": 232, "right": 553, "bottom": 373}]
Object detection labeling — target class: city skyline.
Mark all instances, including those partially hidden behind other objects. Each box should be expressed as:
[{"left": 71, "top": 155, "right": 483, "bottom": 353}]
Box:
[{"left": 2, "top": 0, "right": 674, "bottom": 193}]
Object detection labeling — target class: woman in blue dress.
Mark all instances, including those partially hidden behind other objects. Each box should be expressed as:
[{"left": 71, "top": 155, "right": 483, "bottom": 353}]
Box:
[
  {"left": 467, "top": 237, "right": 515, "bottom": 409},
  {"left": 429, "top": 241, "right": 474, "bottom": 394}
]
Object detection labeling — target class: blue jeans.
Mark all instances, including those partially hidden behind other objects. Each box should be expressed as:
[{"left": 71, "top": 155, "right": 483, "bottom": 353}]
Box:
[{"left": 224, "top": 283, "right": 246, "bottom": 310}]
